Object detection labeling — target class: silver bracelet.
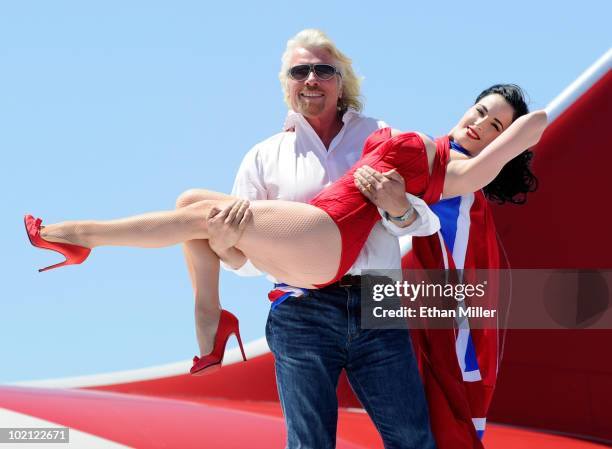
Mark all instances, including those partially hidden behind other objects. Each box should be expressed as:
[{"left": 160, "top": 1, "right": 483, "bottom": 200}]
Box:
[{"left": 384, "top": 206, "right": 416, "bottom": 223}]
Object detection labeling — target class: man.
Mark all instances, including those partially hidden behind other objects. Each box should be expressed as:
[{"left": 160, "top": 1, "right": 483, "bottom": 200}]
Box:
[{"left": 208, "top": 29, "right": 438, "bottom": 449}]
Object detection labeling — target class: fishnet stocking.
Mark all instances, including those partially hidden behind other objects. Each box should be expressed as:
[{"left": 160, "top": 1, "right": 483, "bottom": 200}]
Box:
[{"left": 237, "top": 200, "right": 341, "bottom": 287}]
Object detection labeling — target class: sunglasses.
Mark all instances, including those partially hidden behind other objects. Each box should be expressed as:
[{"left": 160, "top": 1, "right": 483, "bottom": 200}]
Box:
[{"left": 288, "top": 64, "right": 340, "bottom": 81}]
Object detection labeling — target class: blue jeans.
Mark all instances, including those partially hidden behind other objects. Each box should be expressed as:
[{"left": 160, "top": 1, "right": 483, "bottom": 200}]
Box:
[{"left": 266, "top": 284, "right": 437, "bottom": 449}]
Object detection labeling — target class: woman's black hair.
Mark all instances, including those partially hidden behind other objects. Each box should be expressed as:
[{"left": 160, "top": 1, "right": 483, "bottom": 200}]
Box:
[{"left": 476, "top": 84, "right": 538, "bottom": 205}]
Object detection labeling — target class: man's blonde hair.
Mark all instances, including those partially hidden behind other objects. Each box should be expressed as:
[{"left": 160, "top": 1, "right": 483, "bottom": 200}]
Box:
[{"left": 279, "top": 29, "right": 363, "bottom": 113}]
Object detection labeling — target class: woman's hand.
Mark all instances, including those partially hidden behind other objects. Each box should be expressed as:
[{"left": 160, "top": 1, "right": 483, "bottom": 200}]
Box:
[
  {"left": 207, "top": 199, "right": 252, "bottom": 253},
  {"left": 353, "top": 165, "right": 414, "bottom": 219}
]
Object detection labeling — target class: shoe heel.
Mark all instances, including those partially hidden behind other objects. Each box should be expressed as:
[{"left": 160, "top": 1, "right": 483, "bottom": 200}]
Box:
[
  {"left": 189, "top": 309, "right": 246, "bottom": 376},
  {"left": 25, "top": 215, "right": 92, "bottom": 272},
  {"left": 234, "top": 330, "right": 247, "bottom": 362},
  {"left": 39, "top": 260, "right": 70, "bottom": 272}
]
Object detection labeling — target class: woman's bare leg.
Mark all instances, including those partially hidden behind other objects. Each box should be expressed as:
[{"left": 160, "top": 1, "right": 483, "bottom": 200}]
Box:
[
  {"left": 39, "top": 191, "right": 235, "bottom": 356},
  {"left": 176, "top": 189, "right": 236, "bottom": 356},
  {"left": 33, "top": 194, "right": 341, "bottom": 359},
  {"left": 175, "top": 190, "right": 234, "bottom": 297},
  {"left": 39, "top": 199, "right": 233, "bottom": 248},
  {"left": 39, "top": 196, "right": 342, "bottom": 287},
  {"left": 186, "top": 238, "right": 223, "bottom": 356}
]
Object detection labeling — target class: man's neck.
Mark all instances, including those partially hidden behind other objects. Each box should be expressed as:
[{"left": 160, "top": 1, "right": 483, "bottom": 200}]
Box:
[{"left": 305, "top": 112, "right": 344, "bottom": 150}]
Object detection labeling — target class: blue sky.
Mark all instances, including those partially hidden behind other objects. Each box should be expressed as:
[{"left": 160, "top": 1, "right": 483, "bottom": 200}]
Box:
[{"left": 1, "top": 1, "right": 610, "bottom": 382}]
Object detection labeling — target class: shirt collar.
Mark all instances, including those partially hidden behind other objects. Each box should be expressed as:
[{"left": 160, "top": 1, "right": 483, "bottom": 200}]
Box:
[{"left": 283, "top": 108, "right": 361, "bottom": 132}]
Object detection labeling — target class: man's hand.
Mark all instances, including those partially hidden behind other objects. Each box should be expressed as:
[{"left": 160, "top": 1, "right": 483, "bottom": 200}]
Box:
[
  {"left": 353, "top": 165, "right": 412, "bottom": 218},
  {"left": 207, "top": 199, "right": 253, "bottom": 254}
]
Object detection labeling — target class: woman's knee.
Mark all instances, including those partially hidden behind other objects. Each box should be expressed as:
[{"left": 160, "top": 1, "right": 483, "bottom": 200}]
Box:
[
  {"left": 176, "top": 189, "right": 233, "bottom": 209},
  {"left": 176, "top": 189, "right": 205, "bottom": 209}
]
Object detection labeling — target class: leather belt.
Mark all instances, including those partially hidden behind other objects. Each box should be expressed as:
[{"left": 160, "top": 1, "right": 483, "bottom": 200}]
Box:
[{"left": 338, "top": 274, "right": 362, "bottom": 287}]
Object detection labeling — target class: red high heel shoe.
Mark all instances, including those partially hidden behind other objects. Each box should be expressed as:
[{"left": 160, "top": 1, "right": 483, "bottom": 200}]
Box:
[
  {"left": 24, "top": 214, "right": 91, "bottom": 272},
  {"left": 190, "top": 309, "right": 247, "bottom": 376}
]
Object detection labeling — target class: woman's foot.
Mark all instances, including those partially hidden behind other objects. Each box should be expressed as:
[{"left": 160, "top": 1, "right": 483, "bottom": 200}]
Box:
[
  {"left": 191, "top": 309, "right": 247, "bottom": 376},
  {"left": 195, "top": 307, "right": 222, "bottom": 356},
  {"left": 39, "top": 223, "right": 85, "bottom": 246},
  {"left": 24, "top": 215, "right": 92, "bottom": 272}
]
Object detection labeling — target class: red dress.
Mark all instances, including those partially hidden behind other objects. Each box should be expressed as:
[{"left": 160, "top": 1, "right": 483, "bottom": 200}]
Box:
[{"left": 309, "top": 128, "right": 449, "bottom": 287}]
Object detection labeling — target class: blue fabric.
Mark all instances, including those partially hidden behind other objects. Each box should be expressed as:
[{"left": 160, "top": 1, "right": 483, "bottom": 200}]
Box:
[
  {"left": 270, "top": 292, "right": 292, "bottom": 309},
  {"left": 266, "top": 284, "right": 437, "bottom": 449},
  {"left": 464, "top": 333, "right": 479, "bottom": 373},
  {"left": 424, "top": 134, "right": 470, "bottom": 156},
  {"left": 430, "top": 197, "right": 461, "bottom": 252},
  {"left": 428, "top": 140, "right": 471, "bottom": 254},
  {"left": 450, "top": 140, "right": 471, "bottom": 156},
  {"left": 270, "top": 292, "right": 293, "bottom": 310},
  {"left": 270, "top": 283, "right": 309, "bottom": 310}
]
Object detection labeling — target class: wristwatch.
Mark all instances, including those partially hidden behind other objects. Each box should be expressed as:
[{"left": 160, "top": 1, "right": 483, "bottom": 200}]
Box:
[{"left": 384, "top": 206, "right": 416, "bottom": 223}]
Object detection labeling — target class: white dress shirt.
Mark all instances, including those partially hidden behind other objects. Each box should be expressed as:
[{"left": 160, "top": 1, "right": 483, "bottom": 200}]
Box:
[{"left": 225, "top": 109, "right": 440, "bottom": 277}]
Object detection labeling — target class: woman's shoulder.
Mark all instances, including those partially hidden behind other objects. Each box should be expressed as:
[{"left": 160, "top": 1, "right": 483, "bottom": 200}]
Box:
[
  {"left": 386, "top": 130, "right": 437, "bottom": 173},
  {"left": 389, "top": 130, "right": 435, "bottom": 152}
]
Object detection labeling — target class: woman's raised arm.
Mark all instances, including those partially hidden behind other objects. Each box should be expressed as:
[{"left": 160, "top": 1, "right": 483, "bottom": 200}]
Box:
[{"left": 443, "top": 110, "right": 548, "bottom": 197}]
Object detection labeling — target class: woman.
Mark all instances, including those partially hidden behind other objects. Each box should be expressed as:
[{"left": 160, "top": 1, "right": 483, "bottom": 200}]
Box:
[
  {"left": 399, "top": 84, "right": 537, "bottom": 448},
  {"left": 25, "top": 86, "right": 547, "bottom": 374}
]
